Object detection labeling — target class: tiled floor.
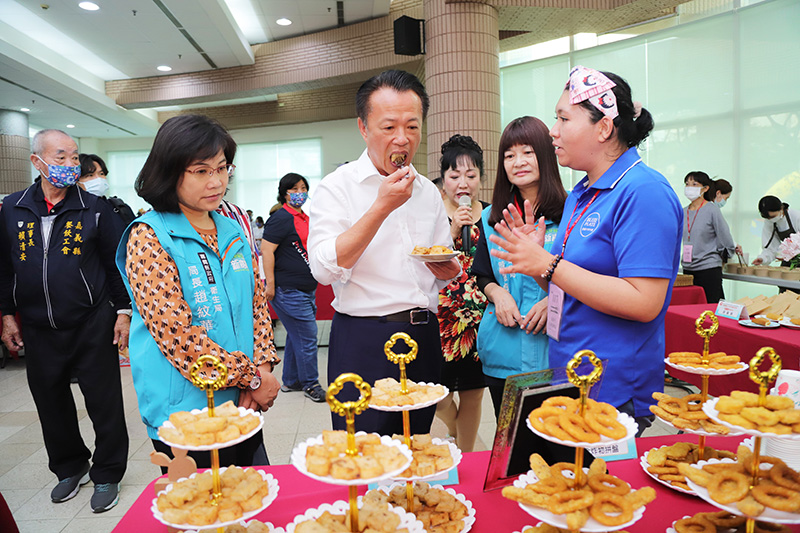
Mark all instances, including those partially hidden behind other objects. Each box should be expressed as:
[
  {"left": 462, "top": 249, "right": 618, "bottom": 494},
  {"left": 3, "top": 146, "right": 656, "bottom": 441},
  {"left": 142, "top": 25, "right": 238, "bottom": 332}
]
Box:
[{"left": 0, "top": 321, "right": 685, "bottom": 532}]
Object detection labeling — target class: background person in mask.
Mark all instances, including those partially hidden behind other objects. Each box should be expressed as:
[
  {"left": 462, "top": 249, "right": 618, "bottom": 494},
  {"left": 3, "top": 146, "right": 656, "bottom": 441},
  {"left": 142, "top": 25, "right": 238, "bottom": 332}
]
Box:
[
  {"left": 753, "top": 195, "right": 800, "bottom": 266},
  {"left": 261, "top": 172, "right": 325, "bottom": 402},
  {"left": 681, "top": 171, "right": 738, "bottom": 303},
  {"left": 0, "top": 129, "right": 130, "bottom": 513},
  {"left": 78, "top": 153, "right": 136, "bottom": 228}
]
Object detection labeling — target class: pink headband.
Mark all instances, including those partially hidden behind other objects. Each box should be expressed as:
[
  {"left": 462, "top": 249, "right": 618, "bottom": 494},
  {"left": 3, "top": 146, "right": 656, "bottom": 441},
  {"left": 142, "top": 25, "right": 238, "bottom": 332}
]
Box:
[{"left": 568, "top": 65, "right": 618, "bottom": 119}]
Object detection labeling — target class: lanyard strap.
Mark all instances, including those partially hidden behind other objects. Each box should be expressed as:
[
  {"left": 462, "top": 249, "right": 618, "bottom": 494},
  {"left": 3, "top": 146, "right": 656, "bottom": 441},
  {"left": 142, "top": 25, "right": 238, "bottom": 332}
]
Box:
[
  {"left": 686, "top": 200, "right": 706, "bottom": 241},
  {"left": 561, "top": 190, "right": 600, "bottom": 255}
]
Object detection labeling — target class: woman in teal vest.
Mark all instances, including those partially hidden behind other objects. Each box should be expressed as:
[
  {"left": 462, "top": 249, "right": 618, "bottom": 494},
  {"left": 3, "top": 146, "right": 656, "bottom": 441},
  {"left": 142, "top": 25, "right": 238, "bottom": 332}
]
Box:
[
  {"left": 115, "top": 114, "right": 280, "bottom": 468},
  {"left": 471, "top": 116, "right": 567, "bottom": 417}
]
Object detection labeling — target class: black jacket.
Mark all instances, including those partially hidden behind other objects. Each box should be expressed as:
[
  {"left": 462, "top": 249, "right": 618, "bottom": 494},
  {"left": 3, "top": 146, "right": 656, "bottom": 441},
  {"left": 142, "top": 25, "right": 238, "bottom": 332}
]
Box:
[{"left": 0, "top": 182, "right": 130, "bottom": 329}]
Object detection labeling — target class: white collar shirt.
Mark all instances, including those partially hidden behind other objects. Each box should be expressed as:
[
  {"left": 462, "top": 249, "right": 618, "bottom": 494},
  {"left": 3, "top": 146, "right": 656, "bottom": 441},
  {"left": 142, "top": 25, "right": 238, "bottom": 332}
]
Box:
[{"left": 306, "top": 149, "right": 453, "bottom": 316}]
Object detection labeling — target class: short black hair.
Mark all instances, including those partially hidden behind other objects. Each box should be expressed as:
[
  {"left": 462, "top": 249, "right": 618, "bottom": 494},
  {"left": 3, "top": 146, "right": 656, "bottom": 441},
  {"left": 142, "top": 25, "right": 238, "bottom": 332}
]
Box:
[
  {"left": 440, "top": 134, "right": 483, "bottom": 180},
  {"left": 355, "top": 70, "right": 429, "bottom": 124},
  {"left": 79, "top": 153, "right": 108, "bottom": 178},
  {"left": 136, "top": 114, "right": 236, "bottom": 213},
  {"left": 759, "top": 195, "right": 785, "bottom": 218},
  {"left": 277, "top": 172, "right": 309, "bottom": 205}
]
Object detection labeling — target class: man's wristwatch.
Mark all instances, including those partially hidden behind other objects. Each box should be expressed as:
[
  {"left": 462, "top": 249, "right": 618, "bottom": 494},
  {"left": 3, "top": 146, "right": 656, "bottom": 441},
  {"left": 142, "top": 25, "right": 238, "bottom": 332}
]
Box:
[{"left": 249, "top": 369, "right": 262, "bottom": 390}]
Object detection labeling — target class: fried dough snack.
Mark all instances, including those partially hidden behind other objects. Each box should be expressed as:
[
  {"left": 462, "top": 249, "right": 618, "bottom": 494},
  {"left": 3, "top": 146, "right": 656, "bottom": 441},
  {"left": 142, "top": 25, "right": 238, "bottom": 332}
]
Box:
[
  {"left": 294, "top": 500, "right": 409, "bottom": 533},
  {"left": 667, "top": 351, "right": 743, "bottom": 370},
  {"left": 681, "top": 446, "right": 800, "bottom": 515},
  {"left": 410, "top": 245, "right": 454, "bottom": 255},
  {"left": 365, "top": 481, "right": 467, "bottom": 533},
  {"left": 158, "top": 401, "right": 260, "bottom": 447},
  {"left": 713, "top": 392, "right": 800, "bottom": 434},
  {"left": 522, "top": 526, "right": 630, "bottom": 533},
  {"left": 502, "top": 454, "right": 655, "bottom": 529},
  {"left": 219, "top": 522, "right": 275, "bottom": 532},
  {"left": 305, "top": 430, "right": 408, "bottom": 480},
  {"left": 645, "top": 441, "right": 735, "bottom": 491},
  {"left": 649, "top": 392, "right": 730, "bottom": 435},
  {"left": 390, "top": 153, "right": 407, "bottom": 167},
  {"left": 155, "top": 467, "right": 269, "bottom": 526},
  {"left": 370, "top": 378, "right": 446, "bottom": 407},
  {"left": 390, "top": 434, "right": 454, "bottom": 478},
  {"left": 527, "top": 397, "right": 626, "bottom": 443},
  {"left": 673, "top": 511, "right": 790, "bottom": 533}
]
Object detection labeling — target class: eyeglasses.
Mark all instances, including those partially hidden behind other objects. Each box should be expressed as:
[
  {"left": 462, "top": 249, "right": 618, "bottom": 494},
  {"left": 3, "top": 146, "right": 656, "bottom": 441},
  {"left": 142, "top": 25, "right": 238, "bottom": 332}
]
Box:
[{"left": 185, "top": 164, "right": 236, "bottom": 179}]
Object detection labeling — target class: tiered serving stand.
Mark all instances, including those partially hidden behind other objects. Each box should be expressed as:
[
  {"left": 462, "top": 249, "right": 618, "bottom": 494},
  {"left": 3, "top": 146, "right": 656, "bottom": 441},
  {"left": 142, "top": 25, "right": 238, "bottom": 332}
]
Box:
[
  {"left": 515, "top": 350, "right": 643, "bottom": 533},
  {"left": 150, "top": 354, "right": 279, "bottom": 533},
  {"left": 689, "top": 347, "right": 800, "bottom": 532}
]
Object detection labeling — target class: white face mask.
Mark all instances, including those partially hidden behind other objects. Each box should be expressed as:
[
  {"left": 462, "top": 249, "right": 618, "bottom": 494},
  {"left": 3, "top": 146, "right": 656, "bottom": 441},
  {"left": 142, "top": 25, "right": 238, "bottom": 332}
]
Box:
[
  {"left": 684, "top": 186, "right": 702, "bottom": 202},
  {"left": 772, "top": 214, "right": 790, "bottom": 232},
  {"left": 82, "top": 177, "right": 109, "bottom": 197}
]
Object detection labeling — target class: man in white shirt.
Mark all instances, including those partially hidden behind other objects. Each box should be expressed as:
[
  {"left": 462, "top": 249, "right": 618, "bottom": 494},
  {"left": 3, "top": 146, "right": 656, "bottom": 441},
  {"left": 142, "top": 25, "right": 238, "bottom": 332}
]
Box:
[{"left": 307, "top": 70, "right": 459, "bottom": 434}]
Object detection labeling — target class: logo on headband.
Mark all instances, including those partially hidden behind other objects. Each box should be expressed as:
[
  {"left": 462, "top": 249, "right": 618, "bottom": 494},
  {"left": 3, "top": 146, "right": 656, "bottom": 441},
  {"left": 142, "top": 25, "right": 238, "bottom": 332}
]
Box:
[
  {"left": 598, "top": 94, "right": 615, "bottom": 110},
  {"left": 583, "top": 75, "right": 596, "bottom": 87},
  {"left": 568, "top": 65, "right": 619, "bottom": 120}
]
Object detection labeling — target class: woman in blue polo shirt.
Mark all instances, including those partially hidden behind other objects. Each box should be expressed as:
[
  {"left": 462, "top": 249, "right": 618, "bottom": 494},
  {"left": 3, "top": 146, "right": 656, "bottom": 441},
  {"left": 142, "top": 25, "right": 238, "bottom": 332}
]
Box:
[
  {"left": 261, "top": 173, "right": 325, "bottom": 403},
  {"left": 489, "top": 67, "right": 683, "bottom": 434}
]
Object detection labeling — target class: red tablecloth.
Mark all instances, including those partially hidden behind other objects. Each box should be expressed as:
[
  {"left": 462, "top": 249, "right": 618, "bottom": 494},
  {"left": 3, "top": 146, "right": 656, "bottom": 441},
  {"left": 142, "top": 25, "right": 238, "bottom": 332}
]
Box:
[
  {"left": 665, "top": 304, "right": 800, "bottom": 395},
  {"left": 111, "top": 434, "right": 800, "bottom": 532},
  {"left": 669, "top": 285, "right": 707, "bottom": 306}
]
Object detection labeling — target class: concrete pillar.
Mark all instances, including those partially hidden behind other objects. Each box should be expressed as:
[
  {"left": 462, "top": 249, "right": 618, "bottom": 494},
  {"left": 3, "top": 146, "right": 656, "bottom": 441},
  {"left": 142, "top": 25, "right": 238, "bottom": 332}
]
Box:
[
  {"left": 0, "top": 110, "right": 31, "bottom": 195},
  {"left": 424, "top": 0, "right": 500, "bottom": 202}
]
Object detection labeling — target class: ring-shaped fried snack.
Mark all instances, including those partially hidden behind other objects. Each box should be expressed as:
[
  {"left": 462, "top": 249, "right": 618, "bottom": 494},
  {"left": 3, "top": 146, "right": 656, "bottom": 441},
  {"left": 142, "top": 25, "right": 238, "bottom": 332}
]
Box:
[
  {"left": 586, "top": 399, "right": 618, "bottom": 417},
  {"left": 754, "top": 521, "right": 792, "bottom": 533},
  {"left": 674, "top": 516, "right": 716, "bottom": 533},
  {"left": 589, "top": 492, "right": 633, "bottom": 527},
  {"left": 658, "top": 397, "right": 685, "bottom": 416},
  {"left": 584, "top": 413, "right": 627, "bottom": 440},
  {"left": 550, "top": 462, "right": 587, "bottom": 487},
  {"left": 529, "top": 407, "right": 565, "bottom": 433},
  {"left": 751, "top": 484, "right": 800, "bottom": 512},
  {"left": 769, "top": 462, "right": 800, "bottom": 491},
  {"left": 549, "top": 490, "right": 593, "bottom": 514},
  {"left": 543, "top": 416, "right": 575, "bottom": 442},
  {"left": 559, "top": 413, "right": 601, "bottom": 443},
  {"left": 587, "top": 474, "right": 630, "bottom": 495},
  {"left": 746, "top": 456, "right": 785, "bottom": 477},
  {"left": 542, "top": 396, "right": 577, "bottom": 412},
  {"left": 701, "top": 511, "right": 745, "bottom": 528},
  {"left": 530, "top": 476, "right": 568, "bottom": 495},
  {"left": 682, "top": 394, "right": 704, "bottom": 411},
  {"left": 707, "top": 471, "right": 750, "bottom": 505}
]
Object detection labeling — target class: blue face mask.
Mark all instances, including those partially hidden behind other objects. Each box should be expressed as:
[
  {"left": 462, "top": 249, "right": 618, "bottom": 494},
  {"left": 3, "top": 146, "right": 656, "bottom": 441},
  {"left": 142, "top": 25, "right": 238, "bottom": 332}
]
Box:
[
  {"left": 288, "top": 192, "right": 308, "bottom": 208},
  {"left": 36, "top": 155, "right": 80, "bottom": 188},
  {"left": 716, "top": 199, "right": 727, "bottom": 208}
]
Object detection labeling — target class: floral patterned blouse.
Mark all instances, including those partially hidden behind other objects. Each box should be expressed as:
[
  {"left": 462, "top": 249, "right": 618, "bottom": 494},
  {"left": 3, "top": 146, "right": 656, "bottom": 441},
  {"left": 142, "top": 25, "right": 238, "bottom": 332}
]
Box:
[{"left": 438, "top": 215, "right": 488, "bottom": 363}]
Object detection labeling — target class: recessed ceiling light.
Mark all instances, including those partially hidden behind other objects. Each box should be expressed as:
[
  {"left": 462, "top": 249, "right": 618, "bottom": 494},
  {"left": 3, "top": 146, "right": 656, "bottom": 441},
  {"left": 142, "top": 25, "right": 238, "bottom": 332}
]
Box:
[
  {"left": 20, "top": 107, "right": 30, "bottom": 112},
  {"left": 78, "top": 2, "right": 99, "bottom": 11},
  {"left": 276, "top": 18, "right": 292, "bottom": 26},
  {"left": 66, "top": 124, "right": 75, "bottom": 128},
  {"left": 157, "top": 65, "right": 172, "bottom": 72}
]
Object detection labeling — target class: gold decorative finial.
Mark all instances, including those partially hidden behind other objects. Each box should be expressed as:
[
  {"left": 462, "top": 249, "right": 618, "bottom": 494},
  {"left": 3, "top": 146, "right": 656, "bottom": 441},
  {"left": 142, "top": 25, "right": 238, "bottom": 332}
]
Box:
[
  {"left": 384, "top": 332, "right": 418, "bottom": 394},
  {"left": 695, "top": 311, "right": 719, "bottom": 363},
  {"left": 749, "top": 347, "right": 782, "bottom": 398},
  {"left": 326, "top": 373, "right": 371, "bottom": 457},
  {"left": 566, "top": 350, "right": 603, "bottom": 389}
]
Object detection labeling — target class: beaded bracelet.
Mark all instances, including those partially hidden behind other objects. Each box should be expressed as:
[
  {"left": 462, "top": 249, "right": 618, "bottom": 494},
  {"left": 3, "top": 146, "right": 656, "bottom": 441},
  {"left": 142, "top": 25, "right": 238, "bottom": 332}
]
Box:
[{"left": 541, "top": 254, "right": 562, "bottom": 282}]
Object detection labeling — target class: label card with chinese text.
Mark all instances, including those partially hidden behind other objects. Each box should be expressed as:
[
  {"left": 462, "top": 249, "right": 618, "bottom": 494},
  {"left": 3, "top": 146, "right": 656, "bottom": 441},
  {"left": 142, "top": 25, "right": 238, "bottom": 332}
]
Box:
[
  {"left": 715, "top": 301, "right": 749, "bottom": 321},
  {"left": 585, "top": 437, "right": 638, "bottom": 462}
]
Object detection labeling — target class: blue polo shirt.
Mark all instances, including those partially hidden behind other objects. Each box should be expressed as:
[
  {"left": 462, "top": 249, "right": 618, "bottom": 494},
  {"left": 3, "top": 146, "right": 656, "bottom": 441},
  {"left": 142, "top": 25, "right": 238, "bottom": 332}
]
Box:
[{"left": 549, "top": 147, "right": 682, "bottom": 417}]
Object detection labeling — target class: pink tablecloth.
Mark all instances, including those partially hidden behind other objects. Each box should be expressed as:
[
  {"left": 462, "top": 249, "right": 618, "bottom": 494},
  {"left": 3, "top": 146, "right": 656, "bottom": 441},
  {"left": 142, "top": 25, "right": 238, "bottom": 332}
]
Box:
[
  {"left": 665, "top": 304, "right": 800, "bottom": 395},
  {"left": 111, "top": 434, "right": 800, "bottom": 532}
]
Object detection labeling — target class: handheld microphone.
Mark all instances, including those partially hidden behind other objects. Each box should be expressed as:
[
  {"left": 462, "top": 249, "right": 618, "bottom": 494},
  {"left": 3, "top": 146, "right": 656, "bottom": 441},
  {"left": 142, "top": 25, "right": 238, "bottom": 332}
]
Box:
[{"left": 458, "top": 195, "right": 472, "bottom": 253}]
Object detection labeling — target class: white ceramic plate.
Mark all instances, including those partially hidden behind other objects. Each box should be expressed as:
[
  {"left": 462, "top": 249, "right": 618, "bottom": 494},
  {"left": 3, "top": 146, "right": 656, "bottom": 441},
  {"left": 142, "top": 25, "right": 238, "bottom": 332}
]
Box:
[
  {"left": 389, "top": 438, "right": 462, "bottom": 481},
  {"left": 184, "top": 520, "right": 284, "bottom": 533},
  {"left": 151, "top": 469, "right": 279, "bottom": 530},
  {"left": 369, "top": 382, "right": 449, "bottom": 412},
  {"left": 739, "top": 318, "right": 780, "bottom": 328},
  {"left": 780, "top": 318, "right": 800, "bottom": 329},
  {"left": 290, "top": 432, "right": 413, "bottom": 486},
  {"left": 526, "top": 410, "right": 637, "bottom": 447},
  {"left": 639, "top": 446, "right": 694, "bottom": 495},
  {"left": 157, "top": 406, "right": 264, "bottom": 451},
  {"left": 369, "top": 483, "right": 476, "bottom": 533},
  {"left": 703, "top": 397, "right": 800, "bottom": 441},
  {"left": 512, "top": 471, "right": 645, "bottom": 532},
  {"left": 684, "top": 459, "right": 800, "bottom": 523},
  {"left": 664, "top": 358, "right": 748, "bottom": 376},
  {"left": 409, "top": 252, "right": 459, "bottom": 262},
  {"left": 284, "top": 500, "right": 425, "bottom": 533}
]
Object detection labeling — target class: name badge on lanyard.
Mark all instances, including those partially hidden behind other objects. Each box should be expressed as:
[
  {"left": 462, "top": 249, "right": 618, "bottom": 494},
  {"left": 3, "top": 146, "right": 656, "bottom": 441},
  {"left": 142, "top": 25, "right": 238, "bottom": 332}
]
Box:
[
  {"left": 682, "top": 244, "right": 693, "bottom": 262},
  {"left": 547, "top": 284, "right": 564, "bottom": 341}
]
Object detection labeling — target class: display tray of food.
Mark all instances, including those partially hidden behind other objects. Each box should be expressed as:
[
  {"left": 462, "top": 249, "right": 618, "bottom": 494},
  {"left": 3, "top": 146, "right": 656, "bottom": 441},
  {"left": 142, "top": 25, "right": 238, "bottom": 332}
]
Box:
[
  {"left": 409, "top": 245, "right": 459, "bottom": 262},
  {"left": 157, "top": 401, "right": 264, "bottom": 451},
  {"left": 514, "top": 524, "right": 598, "bottom": 533},
  {"left": 650, "top": 392, "right": 741, "bottom": 436},
  {"left": 682, "top": 456, "right": 800, "bottom": 524},
  {"left": 184, "top": 519, "right": 283, "bottom": 533},
  {"left": 388, "top": 434, "right": 461, "bottom": 481},
  {"left": 284, "top": 499, "right": 425, "bottom": 533},
  {"left": 667, "top": 511, "right": 793, "bottom": 533},
  {"left": 526, "top": 396, "right": 637, "bottom": 446},
  {"left": 369, "top": 378, "right": 449, "bottom": 411},
  {"left": 364, "top": 481, "right": 476, "bottom": 533},
  {"left": 779, "top": 317, "right": 800, "bottom": 329},
  {"left": 639, "top": 441, "right": 736, "bottom": 494},
  {"left": 665, "top": 352, "right": 747, "bottom": 375},
  {"left": 739, "top": 317, "right": 781, "bottom": 329},
  {"left": 702, "top": 394, "right": 800, "bottom": 440},
  {"left": 291, "top": 430, "right": 412, "bottom": 485},
  {"left": 502, "top": 455, "right": 655, "bottom": 532},
  {"left": 151, "top": 467, "right": 279, "bottom": 529}
]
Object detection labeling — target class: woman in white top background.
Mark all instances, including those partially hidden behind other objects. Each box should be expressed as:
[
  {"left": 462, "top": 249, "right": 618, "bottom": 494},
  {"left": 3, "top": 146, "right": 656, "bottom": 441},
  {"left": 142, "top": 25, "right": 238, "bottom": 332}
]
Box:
[{"left": 753, "top": 195, "right": 800, "bottom": 266}]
